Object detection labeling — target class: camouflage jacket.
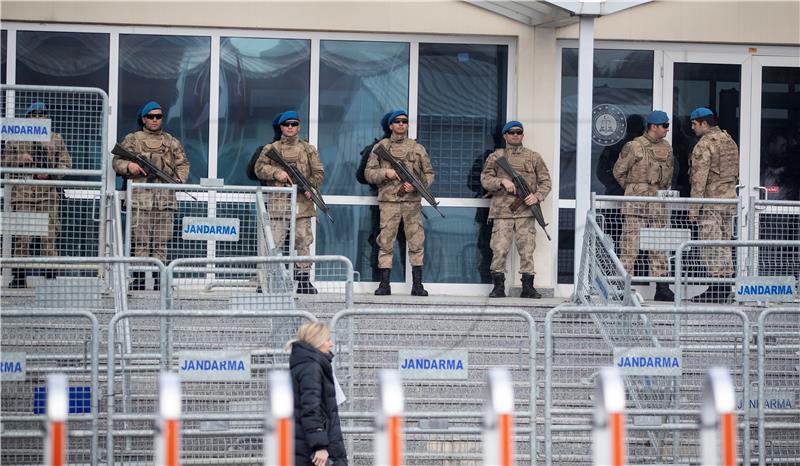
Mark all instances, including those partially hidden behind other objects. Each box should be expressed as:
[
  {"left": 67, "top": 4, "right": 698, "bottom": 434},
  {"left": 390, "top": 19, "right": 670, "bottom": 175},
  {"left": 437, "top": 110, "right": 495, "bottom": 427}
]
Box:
[
  {"left": 113, "top": 129, "right": 190, "bottom": 210},
  {"left": 613, "top": 134, "right": 673, "bottom": 196},
  {"left": 690, "top": 126, "right": 739, "bottom": 199},
  {"left": 254, "top": 136, "right": 324, "bottom": 219},
  {"left": 3, "top": 133, "right": 72, "bottom": 204},
  {"left": 364, "top": 136, "right": 435, "bottom": 203},
  {"left": 481, "top": 145, "right": 552, "bottom": 220}
]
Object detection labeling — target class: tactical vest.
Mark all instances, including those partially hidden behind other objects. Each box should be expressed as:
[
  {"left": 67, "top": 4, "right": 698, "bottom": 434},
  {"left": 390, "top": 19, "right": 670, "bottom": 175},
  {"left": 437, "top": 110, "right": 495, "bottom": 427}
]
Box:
[
  {"left": 131, "top": 131, "right": 179, "bottom": 179},
  {"left": 708, "top": 129, "right": 739, "bottom": 182},
  {"left": 625, "top": 136, "right": 671, "bottom": 186}
]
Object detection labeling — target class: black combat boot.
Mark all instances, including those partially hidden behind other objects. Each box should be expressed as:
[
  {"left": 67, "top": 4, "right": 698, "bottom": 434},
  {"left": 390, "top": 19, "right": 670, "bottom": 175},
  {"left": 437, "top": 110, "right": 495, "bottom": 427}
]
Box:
[
  {"left": 295, "top": 271, "right": 318, "bottom": 295},
  {"left": 653, "top": 283, "right": 675, "bottom": 302},
  {"left": 489, "top": 273, "right": 506, "bottom": 298},
  {"left": 520, "top": 273, "right": 542, "bottom": 299},
  {"left": 130, "top": 271, "right": 145, "bottom": 291},
  {"left": 374, "top": 268, "right": 391, "bottom": 296},
  {"left": 8, "top": 269, "right": 26, "bottom": 288},
  {"left": 410, "top": 266, "right": 428, "bottom": 297},
  {"left": 691, "top": 284, "right": 732, "bottom": 304},
  {"left": 153, "top": 272, "right": 160, "bottom": 291}
]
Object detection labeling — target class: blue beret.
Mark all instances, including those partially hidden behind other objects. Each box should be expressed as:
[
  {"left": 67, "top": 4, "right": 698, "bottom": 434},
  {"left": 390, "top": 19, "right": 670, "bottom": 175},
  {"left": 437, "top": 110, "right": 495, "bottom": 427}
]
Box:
[
  {"left": 387, "top": 109, "right": 408, "bottom": 125},
  {"left": 380, "top": 112, "right": 393, "bottom": 134},
  {"left": 646, "top": 110, "right": 669, "bottom": 125},
  {"left": 26, "top": 102, "right": 47, "bottom": 115},
  {"left": 502, "top": 120, "right": 523, "bottom": 134},
  {"left": 690, "top": 107, "right": 714, "bottom": 120},
  {"left": 138, "top": 101, "right": 162, "bottom": 119},
  {"left": 278, "top": 111, "right": 300, "bottom": 125}
]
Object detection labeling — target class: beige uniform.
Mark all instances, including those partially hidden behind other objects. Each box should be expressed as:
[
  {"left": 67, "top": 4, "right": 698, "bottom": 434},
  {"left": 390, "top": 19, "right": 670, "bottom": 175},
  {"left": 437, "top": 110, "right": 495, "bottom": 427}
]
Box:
[
  {"left": 612, "top": 133, "right": 673, "bottom": 277},
  {"left": 364, "top": 135, "right": 435, "bottom": 269},
  {"left": 480, "top": 145, "right": 552, "bottom": 274},
  {"left": 3, "top": 134, "right": 72, "bottom": 256},
  {"left": 254, "top": 136, "right": 324, "bottom": 270},
  {"left": 690, "top": 126, "right": 739, "bottom": 277},
  {"left": 113, "top": 129, "right": 190, "bottom": 263}
]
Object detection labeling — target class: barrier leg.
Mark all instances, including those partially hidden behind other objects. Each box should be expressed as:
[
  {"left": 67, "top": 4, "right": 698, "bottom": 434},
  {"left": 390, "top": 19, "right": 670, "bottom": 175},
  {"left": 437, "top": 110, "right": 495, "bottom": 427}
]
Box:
[
  {"left": 265, "top": 370, "right": 294, "bottom": 466},
  {"left": 156, "top": 371, "right": 181, "bottom": 466},
  {"left": 701, "top": 367, "right": 737, "bottom": 466},
  {"left": 45, "top": 374, "right": 68, "bottom": 466},
  {"left": 593, "top": 367, "right": 626, "bottom": 466},
  {"left": 375, "top": 370, "right": 404, "bottom": 466},
  {"left": 483, "top": 367, "right": 515, "bottom": 466}
]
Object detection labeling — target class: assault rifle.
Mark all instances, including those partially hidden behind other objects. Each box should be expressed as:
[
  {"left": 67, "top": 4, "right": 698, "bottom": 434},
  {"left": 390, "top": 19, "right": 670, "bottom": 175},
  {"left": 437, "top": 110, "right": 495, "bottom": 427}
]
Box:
[
  {"left": 111, "top": 143, "right": 197, "bottom": 200},
  {"left": 263, "top": 146, "right": 335, "bottom": 224},
  {"left": 494, "top": 156, "right": 551, "bottom": 241},
  {"left": 373, "top": 144, "right": 445, "bottom": 218}
]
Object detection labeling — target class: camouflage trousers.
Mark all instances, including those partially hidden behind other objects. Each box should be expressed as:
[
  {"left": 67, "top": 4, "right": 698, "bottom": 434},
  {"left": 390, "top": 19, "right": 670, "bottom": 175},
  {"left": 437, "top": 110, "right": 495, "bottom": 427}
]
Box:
[
  {"left": 271, "top": 216, "right": 313, "bottom": 271},
  {"left": 698, "top": 205, "right": 735, "bottom": 277},
  {"left": 377, "top": 201, "right": 424, "bottom": 269},
  {"left": 132, "top": 208, "right": 174, "bottom": 264},
  {"left": 490, "top": 216, "right": 536, "bottom": 274},
  {"left": 619, "top": 213, "right": 669, "bottom": 277},
  {"left": 13, "top": 201, "right": 60, "bottom": 257}
]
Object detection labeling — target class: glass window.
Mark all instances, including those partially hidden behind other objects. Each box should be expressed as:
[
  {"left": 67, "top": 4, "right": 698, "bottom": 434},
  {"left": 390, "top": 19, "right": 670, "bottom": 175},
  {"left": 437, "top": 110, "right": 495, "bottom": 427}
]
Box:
[
  {"left": 760, "top": 66, "right": 800, "bottom": 201},
  {"left": 559, "top": 49, "right": 654, "bottom": 199},
  {"left": 422, "top": 207, "right": 492, "bottom": 283},
  {"left": 557, "top": 208, "right": 575, "bottom": 284},
  {"left": 16, "top": 31, "right": 109, "bottom": 90},
  {"left": 315, "top": 204, "right": 406, "bottom": 282},
  {"left": 1, "top": 30, "right": 7, "bottom": 84},
  {"left": 319, "top": 40, "right": 409, "bottom": 196},
  {"left": 118, "top": 35, "right": 210, "bottom": 183},
  {"left": 417, "top": 43, "right": 508, "bottom": 199},
  {"left": 218, "top": 37, "right": 310, "bottom": 186}
]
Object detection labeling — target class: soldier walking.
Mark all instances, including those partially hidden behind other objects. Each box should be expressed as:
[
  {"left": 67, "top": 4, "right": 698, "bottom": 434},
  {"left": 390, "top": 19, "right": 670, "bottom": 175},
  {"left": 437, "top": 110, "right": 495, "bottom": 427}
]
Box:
[
  {"left": 113, "top": 101, "right": 190, "bottom": 291},
  {"left": 688, "top": 107, "right": 739, "bottom": 303},
  {"left": 612, "top": 110, "right": 675, "bottom": 302},
  {"left": 364, "top": 109, "right": 435, "bottom": 296},
  {"left": 480, "top": 121, "right": 551, "bottom": 298}
]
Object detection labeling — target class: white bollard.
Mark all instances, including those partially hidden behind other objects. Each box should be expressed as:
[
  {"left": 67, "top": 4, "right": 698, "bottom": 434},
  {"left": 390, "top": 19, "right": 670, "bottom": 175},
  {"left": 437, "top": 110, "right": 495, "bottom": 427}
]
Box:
[
  {"left": 701, "top": 367, "right": 737, "bottom": 466},
  {"left": 264, "top": 370, "right": 294, "bottom": 466},
  {"left": 156, "top": 371, "right": 181, "bottom": 466},
  {"left": 593, "top": 367, "right": 626, "bottom": 466},
  {"left": 483, "top": 367, "right": 515, "bottom": 466},
  {"left": 45, "top": 373, "right": 69, "bottom": 466},
  {"left": 374, "top": 369, "right": 404, "bottom": 466}
]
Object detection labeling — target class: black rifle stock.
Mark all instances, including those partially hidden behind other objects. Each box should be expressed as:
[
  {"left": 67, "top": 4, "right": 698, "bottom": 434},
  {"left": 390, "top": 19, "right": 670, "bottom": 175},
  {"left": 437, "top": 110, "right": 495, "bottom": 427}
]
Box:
[
  {"left": 373, "top": 144, "right": 445, "bottom": 218},
  {"left": 111, "top": 143, "right": 197, "bottom": 200},
  {"left": 263, "top": 146, "right": 335, "bottom": 224},
  {"left": 495, "top": 156, "right": 551, "bottom": 241}
]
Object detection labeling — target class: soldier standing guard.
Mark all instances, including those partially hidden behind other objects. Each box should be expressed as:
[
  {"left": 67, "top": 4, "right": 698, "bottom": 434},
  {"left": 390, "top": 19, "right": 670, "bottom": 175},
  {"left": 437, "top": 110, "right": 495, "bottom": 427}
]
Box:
[
  {"left": 364, "top": 109, "right": 435, "bottom": 296},
  {"left": 612, "top": 110, "right": 675, "bottom": 302},
  {"left": 688, "top": 107, "right": 739, "bottom": 303},
  {"left": 480, "top": 121, "right": 551, "bottom": 298},
  {"left": 254, "top": 110, "right": 325, "bottom": 294},
  {"left": 113, "top": 101, "right": 190, "bottom": 291},
  {"left": 3, "top": 102, "right": 72, "bottom": 288}
]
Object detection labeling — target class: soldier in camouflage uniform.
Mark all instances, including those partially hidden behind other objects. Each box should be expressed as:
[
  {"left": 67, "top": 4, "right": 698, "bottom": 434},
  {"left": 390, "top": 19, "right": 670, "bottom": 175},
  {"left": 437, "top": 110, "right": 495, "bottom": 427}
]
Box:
[
  {"left": 3, "top": 103, "right": 72, "bottom": 288},
  {"left": 481, "top": 121, "right": 551, "bottom": 298},
  {"left": 688, "top": 107, "right": 739, "bottom": 303},
  {"left": 113, "top": 101, "right": 190, "bottom": 291},
  {"left": 613, "top": 110, "right": 675, "bottom": 302},
  {"left": 255, "top": 111, "right": 324, "bottom": 294},
  {"left": 364, "top": 109, "right": 435, "bottom": 296}
]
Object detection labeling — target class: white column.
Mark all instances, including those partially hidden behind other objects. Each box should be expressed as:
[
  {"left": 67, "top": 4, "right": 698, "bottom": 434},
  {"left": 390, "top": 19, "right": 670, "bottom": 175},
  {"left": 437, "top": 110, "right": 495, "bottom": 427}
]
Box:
[{"left": 573, "top": 15, "right": 595, "bottom": 283}]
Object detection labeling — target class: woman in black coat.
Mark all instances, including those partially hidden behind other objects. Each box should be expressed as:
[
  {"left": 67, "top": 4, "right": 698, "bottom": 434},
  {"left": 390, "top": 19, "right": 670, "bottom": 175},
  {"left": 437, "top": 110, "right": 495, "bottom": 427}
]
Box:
[{"left": 287, "top": 322, "right": 348, "bottom": 466}]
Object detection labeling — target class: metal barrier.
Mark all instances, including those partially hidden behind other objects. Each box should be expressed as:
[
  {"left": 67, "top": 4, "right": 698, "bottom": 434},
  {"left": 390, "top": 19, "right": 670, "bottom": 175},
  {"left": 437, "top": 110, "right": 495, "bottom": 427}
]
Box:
[
  {"left": 106, "top": 309, "right": 316, "bottom": 465},
  {"left": 0, "top": 310, "right": 99, "bottom": 466},
  {"left": 1, "top": 84, "right": 110, "bottom": 286},
  {"left": 757, "top": 308, "right": 800, "bottom": 466},
  {"left": 330, "top": 307, "right": 536, "bottom": 465},
  {"left": 544, "top": 305, "right": 751, "bottom": 466}
]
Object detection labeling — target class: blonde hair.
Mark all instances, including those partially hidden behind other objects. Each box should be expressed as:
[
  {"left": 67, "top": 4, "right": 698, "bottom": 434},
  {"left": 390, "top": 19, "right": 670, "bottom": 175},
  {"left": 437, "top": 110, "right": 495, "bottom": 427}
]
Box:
[{"left": 285, "top": 322, "right": 331, "bottom": 351}]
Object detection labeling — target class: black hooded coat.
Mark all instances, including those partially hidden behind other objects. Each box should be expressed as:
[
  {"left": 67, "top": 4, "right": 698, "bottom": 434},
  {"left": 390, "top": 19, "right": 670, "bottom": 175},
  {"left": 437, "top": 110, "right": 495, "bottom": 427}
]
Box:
[{"left": 289, "top": 341, "right": 347, "bottom": 465}]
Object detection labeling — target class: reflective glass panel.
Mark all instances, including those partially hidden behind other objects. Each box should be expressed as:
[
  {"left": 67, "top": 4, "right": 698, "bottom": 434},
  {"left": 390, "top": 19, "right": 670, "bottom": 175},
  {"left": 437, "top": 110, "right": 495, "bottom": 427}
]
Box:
[
  {"left": 218, "top": 37, "right": 310, "bottom": 186},
  {"left": 672, "top": 63, "right": 740, "bottom": 196},
  {"left": 118, "top": 35, "right": 210, "bottom": 183},
  {"left": 319, "top": 40, "right": 408, "bottom": 196},
  {"left": 315, "top": 204, "right": 406, "bottom": 282},
  {"left": 760, "top": 66, "right": 800, "bottom": 200},
  {"left": 557, "top": 208, "right": 575, "bottom": 284},
  {"left": 1, "top": 30, "right": 7, "bottom": 84},
  {"left": 560, "top": 49, "right": 654, "bottom": 199},
  {"left": 16, "top": 31, "right": 109, "bottom": 90},
  {"left": 417, "top": 43, "right": 508, "bottom": 199},
  {"left": 422, "top": 206, "right": 492, "bottom": 283}
]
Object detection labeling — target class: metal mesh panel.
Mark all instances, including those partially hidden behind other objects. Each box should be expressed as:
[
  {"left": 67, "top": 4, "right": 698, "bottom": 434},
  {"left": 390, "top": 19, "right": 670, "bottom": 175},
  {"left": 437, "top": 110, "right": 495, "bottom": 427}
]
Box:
[
  {"left": 575, "top": 212, "right": 636, "bottom": 306},
  {"left": 0, "top": 310, "right": 99, "bottom": 466},
  {"left": 752, "top": 200, "right": 800, "bottom": 278},
  {"left": 758, "top": 309, "right": 800, "bottom": 466},
  {"left": 544, "top": 306, "right": 750, "bottom": 466},
  {"left": 107, "top": 310, "right": 315, "bottom": 465},
  {"left": 331, "top": 308, "right": 536, "bottom": 465}
]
